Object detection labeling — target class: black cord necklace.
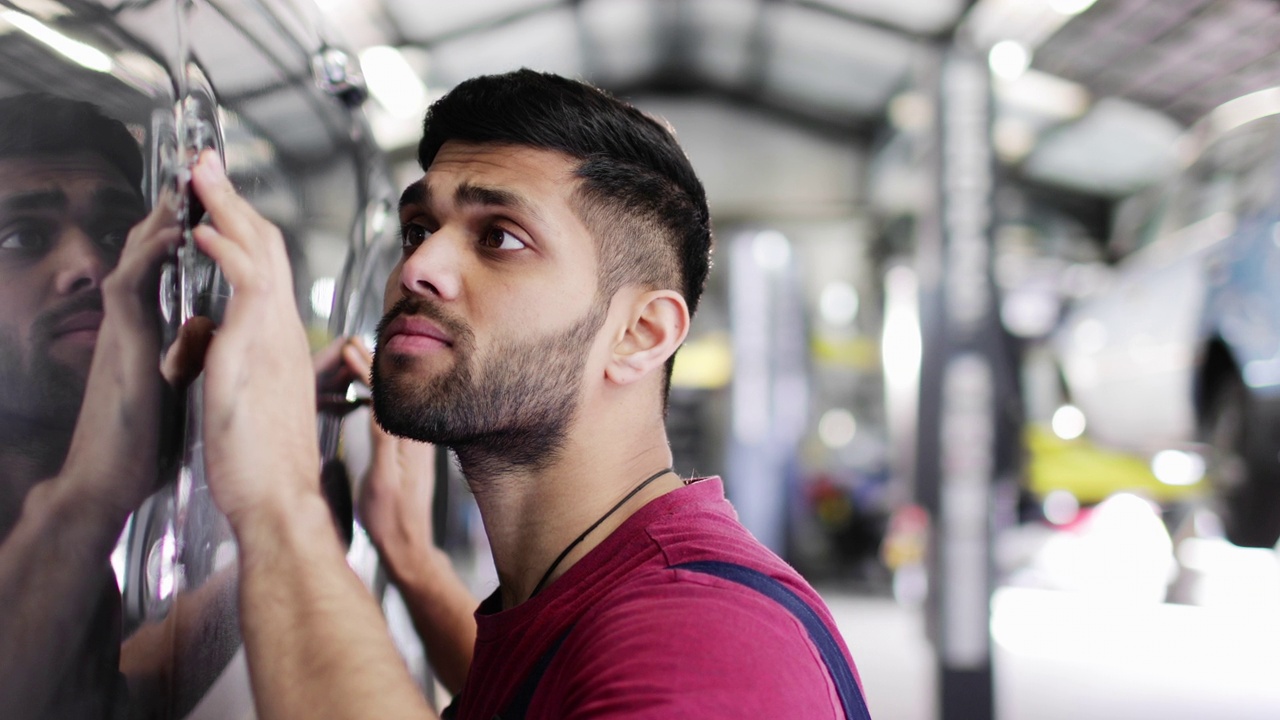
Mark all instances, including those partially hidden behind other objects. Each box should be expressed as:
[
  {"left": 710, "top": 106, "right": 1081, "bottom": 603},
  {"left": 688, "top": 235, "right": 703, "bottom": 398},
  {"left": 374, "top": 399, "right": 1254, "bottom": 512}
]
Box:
[{"left": 526, "top": 467, "right": 675, "bottom": 600}]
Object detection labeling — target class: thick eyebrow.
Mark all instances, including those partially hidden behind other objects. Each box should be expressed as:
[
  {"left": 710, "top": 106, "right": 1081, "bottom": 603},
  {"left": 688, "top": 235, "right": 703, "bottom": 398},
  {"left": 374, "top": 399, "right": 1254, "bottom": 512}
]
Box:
[
  {"left": 398, "top": 181, "right": 424, "bottom": 214},
  {"left": 0, "top": 189, "right": 68, "bottom": 215},
  {"left": 94, "top": 186, "right": 145, "bottom": 216},
  {"left": 400, "top": 178, "right": 547, "bottom": 226},
  {"left": 452, "top": 181, "right": 537, "bottom": 220},
  {"left": 457, "top": 182, "right": 549, "bottom": 228}
]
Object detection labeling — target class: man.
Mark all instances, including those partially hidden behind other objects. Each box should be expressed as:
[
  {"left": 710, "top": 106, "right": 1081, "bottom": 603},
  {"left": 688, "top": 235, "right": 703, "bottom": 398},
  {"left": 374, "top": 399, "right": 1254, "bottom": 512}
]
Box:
[
  {"left": 0, "top": 94, "right": 163, "bottom": 719},
  {"left": 0, "top": 94, "right": 225, "bottom": 719},
  {"left": 188, "top": 69, "right": 868, "bottom": 719}
]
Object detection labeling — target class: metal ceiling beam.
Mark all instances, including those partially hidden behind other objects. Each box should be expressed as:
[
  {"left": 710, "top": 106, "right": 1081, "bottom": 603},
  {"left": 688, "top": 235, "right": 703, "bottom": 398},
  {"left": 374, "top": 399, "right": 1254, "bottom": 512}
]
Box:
[
  {"left": 608, "top": 76, "right": 878, "bottom": 144},
  {"left": 405, "top": 0, "right": 574, "bottom": 48},
  {"left": 789, "top": 0, "right": 959, "bottom": 45}
]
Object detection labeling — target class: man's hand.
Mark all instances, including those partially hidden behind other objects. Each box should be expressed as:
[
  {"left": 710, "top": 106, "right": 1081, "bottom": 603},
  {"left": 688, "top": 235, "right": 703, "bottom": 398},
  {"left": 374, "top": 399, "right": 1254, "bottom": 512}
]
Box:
[
  {"left": 315, "top": 337, "right": 476, "bottom": 695},
  {"left": 186, "top": 151, "right": 437, "bottom": 720},
  {"left": 188, "top": 150, "right": 321, "bottom": 527},
  {"left": 60, "top": 192, "right": 182, "bottom": 522},
  {"left": 342, "top": 339, "right": 439, "bottom": 584}
]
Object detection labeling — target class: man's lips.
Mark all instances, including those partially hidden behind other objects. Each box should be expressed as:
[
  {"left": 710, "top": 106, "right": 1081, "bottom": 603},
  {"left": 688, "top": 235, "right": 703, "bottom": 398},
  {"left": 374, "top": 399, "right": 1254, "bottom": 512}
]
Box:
[
  {"left": 382, "top": 315, "right": 452, "bottom": 353},
  {"left": 50, "top": 309, "right": 104, "bottom": 340}
]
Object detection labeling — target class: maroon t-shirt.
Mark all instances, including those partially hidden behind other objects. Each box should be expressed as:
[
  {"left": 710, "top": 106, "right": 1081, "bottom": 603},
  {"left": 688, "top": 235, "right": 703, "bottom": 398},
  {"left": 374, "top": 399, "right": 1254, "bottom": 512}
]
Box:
[{"left": 451, "top": 477, "right": 863, "bottom": 719}]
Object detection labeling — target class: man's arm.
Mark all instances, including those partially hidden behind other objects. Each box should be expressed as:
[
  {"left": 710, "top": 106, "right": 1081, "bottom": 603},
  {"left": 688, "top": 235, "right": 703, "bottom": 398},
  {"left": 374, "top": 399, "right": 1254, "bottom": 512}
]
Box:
[
  {"left": 0, "top": 200, "right": 181, "bottom": 716},
  {"left": 332, "top": 339, "right": 478, "bottom": 695},
  {"left": 189, "top": 150, "right": 435, "bottom": 720}
]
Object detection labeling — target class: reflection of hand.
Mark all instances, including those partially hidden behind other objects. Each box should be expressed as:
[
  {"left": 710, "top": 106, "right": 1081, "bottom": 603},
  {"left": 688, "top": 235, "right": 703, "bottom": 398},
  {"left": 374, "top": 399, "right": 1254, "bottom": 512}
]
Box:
[
  {"left": 337, "top": 340, "right": 476, "bottom": 697},
  {"left": 313, "top": 335, "right": 371, "bottom": 417},
  {"left": 60, "top": 194, "right": 182, "bottom": 522},
  {"left": 188, "top": 150, "right": 321, "bottom": 528},
  {"left": 339, "top": 339, "right": 439, "bottom": 585}
]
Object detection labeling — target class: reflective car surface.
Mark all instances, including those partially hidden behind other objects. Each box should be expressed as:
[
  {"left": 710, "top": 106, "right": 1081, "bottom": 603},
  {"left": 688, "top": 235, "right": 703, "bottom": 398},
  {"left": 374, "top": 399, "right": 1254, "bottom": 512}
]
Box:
[{"left": 0, "top": 1, "right": 399, "bottom": 717}]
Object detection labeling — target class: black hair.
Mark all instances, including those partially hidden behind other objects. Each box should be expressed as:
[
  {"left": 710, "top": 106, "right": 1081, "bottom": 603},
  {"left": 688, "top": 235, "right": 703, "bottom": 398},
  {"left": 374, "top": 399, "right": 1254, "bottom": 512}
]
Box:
[
  {"left": 0, "top": 93, "right": 143, "bottom": 191},
  {"left": 417, "top": 70, "right": 713, "bottom": 395}
]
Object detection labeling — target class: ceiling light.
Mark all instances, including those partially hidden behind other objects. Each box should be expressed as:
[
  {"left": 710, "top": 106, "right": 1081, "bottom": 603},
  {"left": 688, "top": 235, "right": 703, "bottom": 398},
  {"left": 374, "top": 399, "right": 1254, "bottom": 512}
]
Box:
[
  {"left": 752, "top": 230, "right": 791, "bottom": 271},
  {"left": 819, "top": 282, "right": 859, "bottom": 326},
  {"left": 359, "top": 45, "right": 427, "bottom": 120},
  {"left": 1051, "top": 405, "right": 1086, "bottom": 440},
  {"left": 1150, "top": 449, "right": 1204, "bottom": 487},
  {"left": 1208, "top": 86, "right": 1280, "bottom": 139},
  {"left": 818, "top": 408, "right": 857, "bottom": 449},
  {"left": 1, "top": 10, "right": 111, "bottom": 72},
  {"left": 989, "top": 40, "right": 1031, "bottom": 81},
  {"left": 1047, "top": 0, "right": 1098, "bottom": 16}
]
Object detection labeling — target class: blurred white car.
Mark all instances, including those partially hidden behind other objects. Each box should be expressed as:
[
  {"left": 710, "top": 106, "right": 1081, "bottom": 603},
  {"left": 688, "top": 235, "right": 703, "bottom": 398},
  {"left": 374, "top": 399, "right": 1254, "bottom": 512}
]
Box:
[{"left": 1052, "top": 98, "right": 1280, "bottom": 548}]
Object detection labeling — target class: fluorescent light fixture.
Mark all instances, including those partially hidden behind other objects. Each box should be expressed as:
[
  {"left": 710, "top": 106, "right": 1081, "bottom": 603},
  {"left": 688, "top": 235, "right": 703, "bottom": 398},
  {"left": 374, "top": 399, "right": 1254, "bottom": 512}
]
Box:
[
  {"left": 881, "top": 266, "right": 921, "bottom": 387},
  {"left": 359, "top": 45, "right": 428, "bottom": 120},
  {"left": 1048, "top": 0, "right": 1097, "bottom": 16},
  {"left": 0, "top": 10, "right": 111, "bottom": 73},
  {"left": 995, "top": 68, "right": 1090, "bottom": 120},
  {"left": 1209, "top": 86, "right": 1280, "bottom": 139},
  {"left": 989, "top": 40, "right": 1031, "bottom": 81}
]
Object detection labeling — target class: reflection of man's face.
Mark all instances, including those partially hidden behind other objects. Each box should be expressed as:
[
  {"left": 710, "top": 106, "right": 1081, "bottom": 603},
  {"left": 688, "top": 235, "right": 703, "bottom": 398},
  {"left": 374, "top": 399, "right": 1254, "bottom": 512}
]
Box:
[{"left": 0, "top": 153, "right": 143, "bottom": 428}]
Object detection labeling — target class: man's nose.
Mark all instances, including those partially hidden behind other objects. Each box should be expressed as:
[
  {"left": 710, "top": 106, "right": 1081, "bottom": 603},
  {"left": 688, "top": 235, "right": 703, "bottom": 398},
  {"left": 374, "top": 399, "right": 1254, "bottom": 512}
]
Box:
[
  {"left": 51, "top": 227, "right": 108, "bottom": 296},
  {"left": 397, "top": 228, "right": 463, "bottom": 301}
]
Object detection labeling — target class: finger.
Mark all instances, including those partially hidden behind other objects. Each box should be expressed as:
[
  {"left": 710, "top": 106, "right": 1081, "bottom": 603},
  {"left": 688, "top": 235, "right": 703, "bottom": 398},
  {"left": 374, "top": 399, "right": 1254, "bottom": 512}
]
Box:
[
  {"left": 341, "top": 340, "right": 372, "bottom": 383},
  {"left": 316, "top": 337, "right": 364, "bottom": 397},
  {"left": 313, "top": 335, "right": 348, "bottom": 376},
  {"left": 126, "top": 194, "right": 180, "bottom": 243},
  {"left": 162, "top": 316, "right": 216, "bottom": 388},
  {"left": 192, "top": 225, "right": 257, "bottom": 290},
  {"left": 190, "top": 150, "right": 270, "bottom": 252},
  {"left": 350, "top": 337, "right": 374, "bottom": 364},
  {"left": 103, "top": 225, "right": 181, "bottom": 299}
]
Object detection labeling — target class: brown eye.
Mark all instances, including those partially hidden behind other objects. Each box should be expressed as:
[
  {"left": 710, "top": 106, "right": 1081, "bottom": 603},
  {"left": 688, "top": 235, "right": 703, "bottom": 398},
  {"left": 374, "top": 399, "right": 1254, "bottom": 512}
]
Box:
[
  {"left": 0, "top": 223, "right": 51, "bottom": 253},
  {"left": 480, "top": 227, "right": 525, "bottom": 251},
  {"left": 400, "top": 224, "right": 430, "bottom": 252}
]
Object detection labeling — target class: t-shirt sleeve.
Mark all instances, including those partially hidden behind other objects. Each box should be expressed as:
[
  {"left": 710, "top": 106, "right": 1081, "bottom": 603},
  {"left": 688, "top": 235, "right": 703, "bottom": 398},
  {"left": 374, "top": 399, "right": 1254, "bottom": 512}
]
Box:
[{"left": 539, "top": 577, "right": 846, "bottom": 719}]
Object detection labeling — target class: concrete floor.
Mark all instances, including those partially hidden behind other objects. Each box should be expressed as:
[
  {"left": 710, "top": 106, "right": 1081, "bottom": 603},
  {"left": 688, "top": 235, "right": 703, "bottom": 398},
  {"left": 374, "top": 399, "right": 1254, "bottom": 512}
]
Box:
[{"left": 820, "top": 532, "right": 1280, "bottom": 720}]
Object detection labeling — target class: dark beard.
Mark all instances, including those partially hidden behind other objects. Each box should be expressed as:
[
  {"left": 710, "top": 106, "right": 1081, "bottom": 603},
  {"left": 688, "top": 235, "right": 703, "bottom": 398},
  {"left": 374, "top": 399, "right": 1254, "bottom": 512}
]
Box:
[
  {"left": 372, "top": 297, "right": 606, "bottom": 477},
  {"left": 0, "top": 293, "right": 101, "bottom": 436}
]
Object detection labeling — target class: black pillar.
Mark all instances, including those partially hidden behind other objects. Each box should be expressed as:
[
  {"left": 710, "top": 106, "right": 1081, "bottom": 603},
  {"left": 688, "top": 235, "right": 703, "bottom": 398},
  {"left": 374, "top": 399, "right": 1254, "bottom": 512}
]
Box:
[{"left": 914, "top": 46, "right": 1017, "bottom": 720}]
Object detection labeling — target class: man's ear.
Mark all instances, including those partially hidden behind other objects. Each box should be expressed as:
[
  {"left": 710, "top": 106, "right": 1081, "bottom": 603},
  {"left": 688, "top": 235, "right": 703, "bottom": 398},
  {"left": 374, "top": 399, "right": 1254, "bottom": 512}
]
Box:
[{"left": 605, "top": 289, "right": 690, "bottom": 386}]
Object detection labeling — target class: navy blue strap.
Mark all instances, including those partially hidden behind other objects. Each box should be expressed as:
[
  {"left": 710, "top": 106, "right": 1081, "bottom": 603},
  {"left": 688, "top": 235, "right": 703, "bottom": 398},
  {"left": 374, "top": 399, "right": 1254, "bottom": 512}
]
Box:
[
  {"left": 483, "top": 562, "right": 869, "bottom": 720},
  {"left": 495, "top": 625, "right": 574, "bottom": 720},
  {"left": 673, "top": 560, "right": 871, "bottom": 720}
]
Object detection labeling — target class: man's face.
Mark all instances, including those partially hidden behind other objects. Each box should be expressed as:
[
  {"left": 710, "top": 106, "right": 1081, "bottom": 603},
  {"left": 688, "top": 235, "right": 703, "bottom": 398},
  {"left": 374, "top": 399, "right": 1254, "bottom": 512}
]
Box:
[
  {"left": 372, "top": 142, "right": 605, "bottom": 468},
  {"left": 0, "top": 153, "right": 143, "bottom": 427}
]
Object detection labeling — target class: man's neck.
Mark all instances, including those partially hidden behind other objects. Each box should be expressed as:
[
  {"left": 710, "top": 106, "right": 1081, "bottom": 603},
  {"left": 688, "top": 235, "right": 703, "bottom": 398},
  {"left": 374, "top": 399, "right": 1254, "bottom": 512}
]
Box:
[{"left": 458, "top": 430, "right": 682, "bottom": 610}]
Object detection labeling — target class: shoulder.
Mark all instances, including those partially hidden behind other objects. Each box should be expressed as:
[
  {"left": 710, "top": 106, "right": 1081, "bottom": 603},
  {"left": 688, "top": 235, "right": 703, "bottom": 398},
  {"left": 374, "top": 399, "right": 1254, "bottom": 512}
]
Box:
[{"left": 536, "top": 569, "right": 845, "bottom": 719}]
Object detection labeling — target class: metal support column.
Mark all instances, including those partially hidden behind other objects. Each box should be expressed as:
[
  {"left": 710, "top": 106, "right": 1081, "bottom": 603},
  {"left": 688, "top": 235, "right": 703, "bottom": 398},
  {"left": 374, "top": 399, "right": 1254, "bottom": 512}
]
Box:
[{"left": 914, "top": 45, "right": 1019, "bottom": 720}]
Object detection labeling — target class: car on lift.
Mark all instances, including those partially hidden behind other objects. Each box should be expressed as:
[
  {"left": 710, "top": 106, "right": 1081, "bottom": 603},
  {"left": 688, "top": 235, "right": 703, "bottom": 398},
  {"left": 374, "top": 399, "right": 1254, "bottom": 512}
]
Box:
[{"left": 1051, "top": 92, "right": 1280, "bottom": 548}]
